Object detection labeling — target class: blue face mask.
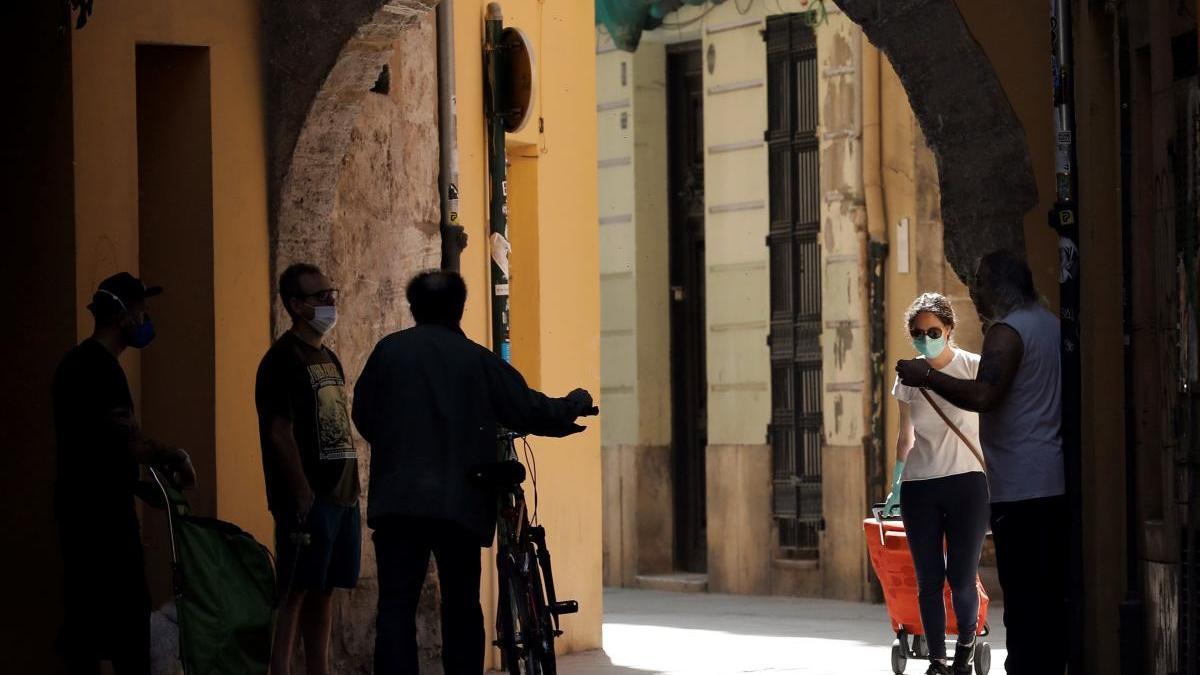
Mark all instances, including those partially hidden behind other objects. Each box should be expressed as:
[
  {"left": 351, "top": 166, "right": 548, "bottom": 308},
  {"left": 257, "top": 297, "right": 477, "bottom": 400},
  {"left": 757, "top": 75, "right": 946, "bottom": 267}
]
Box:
[
  {"left": 101, "top": 290, "right": 157, "bottom": 349},
  {"left": 912, "top": 336, "right": 946, "bottom": 359},
  {"left": 129, "top": 318, "right": 157, "bottom": 349}
]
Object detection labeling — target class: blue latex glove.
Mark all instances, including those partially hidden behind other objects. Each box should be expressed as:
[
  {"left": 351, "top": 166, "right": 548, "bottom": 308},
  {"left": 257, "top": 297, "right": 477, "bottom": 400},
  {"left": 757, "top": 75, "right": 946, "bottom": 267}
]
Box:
[{"left": 882, "top": 460, "right": 905, "bottom": 517}]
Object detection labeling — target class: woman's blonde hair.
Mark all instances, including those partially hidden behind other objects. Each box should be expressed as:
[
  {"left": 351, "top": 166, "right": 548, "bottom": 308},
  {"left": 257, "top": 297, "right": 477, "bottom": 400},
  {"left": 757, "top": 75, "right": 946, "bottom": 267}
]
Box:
[{"left": 905, "top": 292, "right": 957, "bottom": 333}]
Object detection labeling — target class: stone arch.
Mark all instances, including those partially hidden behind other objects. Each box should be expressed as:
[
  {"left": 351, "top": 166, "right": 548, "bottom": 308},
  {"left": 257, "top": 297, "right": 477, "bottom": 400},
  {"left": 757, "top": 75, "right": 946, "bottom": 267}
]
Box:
[
  {"left": 267, "top": 0, "right": 440, "bottom": 330},
  {"left": 264, "top": 2, "right": 442, "bottom": 669},
  {"left": 837, "top": 0, "right": 1037, "bottom": 283}
]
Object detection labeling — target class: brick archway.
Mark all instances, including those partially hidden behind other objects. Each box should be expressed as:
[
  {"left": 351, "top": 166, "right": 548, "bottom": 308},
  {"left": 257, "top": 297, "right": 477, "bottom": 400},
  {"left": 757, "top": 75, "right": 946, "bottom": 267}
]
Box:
[{"left": 837, "top": 0, "right": 1036, "bottom": 282}]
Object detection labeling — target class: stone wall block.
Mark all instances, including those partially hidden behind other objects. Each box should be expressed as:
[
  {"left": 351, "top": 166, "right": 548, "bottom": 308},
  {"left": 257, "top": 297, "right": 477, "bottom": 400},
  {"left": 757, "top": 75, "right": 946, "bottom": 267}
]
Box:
[{"left": 836, "top": 0, "right": 1035, "bottom": 282}]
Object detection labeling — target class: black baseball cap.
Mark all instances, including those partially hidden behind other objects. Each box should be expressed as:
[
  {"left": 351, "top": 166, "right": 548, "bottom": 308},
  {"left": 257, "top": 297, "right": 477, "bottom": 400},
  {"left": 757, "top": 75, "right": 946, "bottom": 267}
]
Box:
[{"left": 87, "top": 272, "right": 163, "bottom": 311}]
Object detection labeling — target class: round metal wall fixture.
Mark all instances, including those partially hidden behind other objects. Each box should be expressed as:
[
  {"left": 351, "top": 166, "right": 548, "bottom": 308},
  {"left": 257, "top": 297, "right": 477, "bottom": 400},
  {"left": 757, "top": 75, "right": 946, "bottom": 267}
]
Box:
[{"left": 498, "top": 26, "right": 536, "bottom": 133}]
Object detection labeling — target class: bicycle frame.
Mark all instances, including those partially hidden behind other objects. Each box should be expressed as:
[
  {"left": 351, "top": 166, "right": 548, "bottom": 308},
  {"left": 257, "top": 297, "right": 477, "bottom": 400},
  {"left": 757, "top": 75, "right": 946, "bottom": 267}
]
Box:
[{"left": 491, "top": 432, "right": 577, "bottom": 675}]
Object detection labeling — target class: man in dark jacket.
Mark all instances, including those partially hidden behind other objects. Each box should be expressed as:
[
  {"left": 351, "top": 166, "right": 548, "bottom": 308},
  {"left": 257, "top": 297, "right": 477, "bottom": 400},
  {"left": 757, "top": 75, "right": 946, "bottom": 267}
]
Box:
[{"left": 353, "top": 270, "right": 594, "bottom": 675}]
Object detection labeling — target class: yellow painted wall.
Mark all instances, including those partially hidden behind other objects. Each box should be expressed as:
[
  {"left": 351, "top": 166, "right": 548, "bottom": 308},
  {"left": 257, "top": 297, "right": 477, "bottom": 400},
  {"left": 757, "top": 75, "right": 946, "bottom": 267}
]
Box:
[
  {"left": 952, "top": 1, "right": 1061, "bottom": 306},
  {"left": 453, "top": 0, "right": 603, "bottom": 658},
  {"left": 70, "top": 0, "right": 272, "bottom": 545},
  {"left": 60, "top": 0, "right": 598, "bottom": 667}
]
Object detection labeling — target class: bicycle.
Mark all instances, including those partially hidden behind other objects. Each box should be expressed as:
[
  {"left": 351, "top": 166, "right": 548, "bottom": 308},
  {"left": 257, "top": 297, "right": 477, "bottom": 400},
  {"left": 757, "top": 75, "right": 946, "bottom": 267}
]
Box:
[{"left": 470, "top": 409, "right": 597, "bottom": 675}]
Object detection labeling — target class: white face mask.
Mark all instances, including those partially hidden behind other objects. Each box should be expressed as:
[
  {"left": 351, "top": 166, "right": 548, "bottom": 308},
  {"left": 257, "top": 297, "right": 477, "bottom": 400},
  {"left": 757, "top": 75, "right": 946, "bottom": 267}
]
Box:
[{"left": 308, "top": 305, "right": 337, "bottom": 335}]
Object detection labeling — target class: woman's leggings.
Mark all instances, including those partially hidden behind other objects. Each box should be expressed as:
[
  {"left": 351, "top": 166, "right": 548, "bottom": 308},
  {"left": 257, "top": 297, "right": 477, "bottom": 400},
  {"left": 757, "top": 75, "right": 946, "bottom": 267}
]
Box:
[{"left": 899, "top": 471, "right": 990, "bottom": 659}]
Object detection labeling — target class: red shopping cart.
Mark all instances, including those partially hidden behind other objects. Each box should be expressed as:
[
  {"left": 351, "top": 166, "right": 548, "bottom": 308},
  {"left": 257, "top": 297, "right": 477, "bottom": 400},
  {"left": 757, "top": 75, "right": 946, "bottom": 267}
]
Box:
[{"left": 865, "top": 508, "right": 993, "bottom": 675}]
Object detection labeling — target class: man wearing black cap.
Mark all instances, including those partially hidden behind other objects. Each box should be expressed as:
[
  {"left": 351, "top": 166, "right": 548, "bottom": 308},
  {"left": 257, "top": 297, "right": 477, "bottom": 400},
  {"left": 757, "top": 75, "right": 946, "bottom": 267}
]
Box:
[{"left": 53, "top": 272, "right": 196, "bottom": 675}]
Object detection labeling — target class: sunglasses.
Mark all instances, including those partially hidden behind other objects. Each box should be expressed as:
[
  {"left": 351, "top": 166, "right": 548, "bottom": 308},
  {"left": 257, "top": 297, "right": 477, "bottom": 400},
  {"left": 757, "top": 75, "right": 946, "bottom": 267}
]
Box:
[
  {"left": 910, "top": 327, "right": 944, "bottom": 340},
  {"left": 300, "top": 288, "right": 340, "bottom": 304}
]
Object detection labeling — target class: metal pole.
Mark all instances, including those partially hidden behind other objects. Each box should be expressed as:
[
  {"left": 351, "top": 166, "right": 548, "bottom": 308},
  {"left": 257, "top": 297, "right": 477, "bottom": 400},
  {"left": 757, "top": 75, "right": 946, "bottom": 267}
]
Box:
[
  {"left": 1115, "top": 7, "right": 1147, "bottom": 673},
  {"left": 438, "top": 0, "right": 467, "bottom": 271},
  {"left": 1049, "top": 1, "right": 1084, "bottom": 673},
  {"left": 485, "top": 2, "right": 511, "bottom": 361}
]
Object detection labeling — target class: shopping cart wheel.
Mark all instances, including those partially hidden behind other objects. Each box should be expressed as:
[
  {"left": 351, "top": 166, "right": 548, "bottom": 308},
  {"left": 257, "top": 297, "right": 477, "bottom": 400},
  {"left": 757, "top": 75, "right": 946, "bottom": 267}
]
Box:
[
  {"left": 974, "top": 641, "right": 992, "bottom": 675},
  {"left": 912, "top": 634, "right": 929, "bottom": 658},
  {"left": 891, "top": 640, "right": 908, "bottom": 674}
]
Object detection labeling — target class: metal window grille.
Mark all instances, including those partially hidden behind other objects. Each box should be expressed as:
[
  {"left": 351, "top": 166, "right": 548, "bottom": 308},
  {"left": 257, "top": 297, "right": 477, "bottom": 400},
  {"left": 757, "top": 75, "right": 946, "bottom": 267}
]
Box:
[{"left": 765, "top": 14, "right": 823, "bottom": 557}]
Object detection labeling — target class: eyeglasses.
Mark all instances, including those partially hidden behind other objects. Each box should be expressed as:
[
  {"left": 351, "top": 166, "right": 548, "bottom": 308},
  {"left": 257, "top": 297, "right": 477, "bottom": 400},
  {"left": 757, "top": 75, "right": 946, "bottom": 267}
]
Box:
[
  {"left": 910, "top": 327, "right": 944, "bottom": 340},
  {"left": 300, "top": 288, "right": 340, "bottom": 304}
]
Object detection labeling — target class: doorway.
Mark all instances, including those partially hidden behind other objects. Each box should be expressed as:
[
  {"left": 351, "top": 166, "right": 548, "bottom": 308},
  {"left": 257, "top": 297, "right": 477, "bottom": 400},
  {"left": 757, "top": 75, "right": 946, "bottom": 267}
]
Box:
[
  {"left": 135, "top": 44, "right": 216, "bottom": 605},
  {"left": 667, "top": 42, "right": 708, "bottom": 574}
]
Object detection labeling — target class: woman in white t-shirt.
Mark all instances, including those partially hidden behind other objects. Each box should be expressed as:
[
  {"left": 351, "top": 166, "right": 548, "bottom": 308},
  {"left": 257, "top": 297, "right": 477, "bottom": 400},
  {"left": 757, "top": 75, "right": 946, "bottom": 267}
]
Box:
[{"left": 883, "top": 292, "right": 989, "bottom": 675}]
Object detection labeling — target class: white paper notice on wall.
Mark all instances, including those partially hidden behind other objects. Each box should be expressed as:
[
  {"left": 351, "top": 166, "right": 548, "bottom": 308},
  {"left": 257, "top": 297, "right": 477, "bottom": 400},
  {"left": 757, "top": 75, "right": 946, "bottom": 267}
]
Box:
[{"left": 897, "top": 218, "right": 911, "bottom": 274}]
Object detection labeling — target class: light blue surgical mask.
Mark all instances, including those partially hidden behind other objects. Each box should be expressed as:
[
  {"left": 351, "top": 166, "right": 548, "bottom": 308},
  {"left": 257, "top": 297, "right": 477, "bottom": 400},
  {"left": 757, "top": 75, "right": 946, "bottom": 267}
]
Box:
[
  {"left": 308, "top": 305, "right": 338, "bottom": 335},
  {"left": 912, "top": 336, "right": 947, "bottom": 359}
]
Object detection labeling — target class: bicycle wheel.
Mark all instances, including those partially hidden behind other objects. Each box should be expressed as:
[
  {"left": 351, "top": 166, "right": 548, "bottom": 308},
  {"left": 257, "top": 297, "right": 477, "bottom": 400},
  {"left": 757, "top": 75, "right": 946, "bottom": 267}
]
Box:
[
  {"left": 511, "top": 580, "right": 542, "bottom": 673},
  {"left": 496, "top": 556, "right": 524, "bottom": 675},
  {"left": 526, "top": 557, "right": 557, "bottom": 675},
  {"left": 498, "top": 553, "right": 545, "bottom": 674},
  {"left": 503, "top": 545, "right": 562, "bottom": 675}
]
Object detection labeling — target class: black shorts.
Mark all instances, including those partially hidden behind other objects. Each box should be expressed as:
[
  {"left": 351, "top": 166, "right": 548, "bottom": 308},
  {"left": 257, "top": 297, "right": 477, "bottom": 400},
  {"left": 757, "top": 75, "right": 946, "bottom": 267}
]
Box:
[{"left": 274, "top": 498, "right": 361, "bottom": 594}]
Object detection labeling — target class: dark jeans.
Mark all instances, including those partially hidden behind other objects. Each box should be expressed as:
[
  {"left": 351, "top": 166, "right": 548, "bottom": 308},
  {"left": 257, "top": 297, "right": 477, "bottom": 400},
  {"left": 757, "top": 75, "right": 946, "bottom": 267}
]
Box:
[
  {"left": 373, "top": 516, "right": 485, "bottom": 675},
  {"left": 991, "top": 494, "right": 1068, "bottom": 675},
  {"left": 900, "top": 471, "right": 990, "bottom": 660}
]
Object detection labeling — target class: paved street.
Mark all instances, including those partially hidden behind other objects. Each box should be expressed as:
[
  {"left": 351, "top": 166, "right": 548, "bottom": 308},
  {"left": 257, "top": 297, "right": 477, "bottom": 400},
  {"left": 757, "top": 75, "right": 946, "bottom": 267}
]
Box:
[{"left": 555, "top": 588, "right": 1007, "bottom": 675}]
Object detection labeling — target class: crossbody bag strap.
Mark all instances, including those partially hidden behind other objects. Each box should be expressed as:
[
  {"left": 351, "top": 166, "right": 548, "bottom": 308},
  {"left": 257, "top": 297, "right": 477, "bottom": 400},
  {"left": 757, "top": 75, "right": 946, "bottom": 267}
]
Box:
[{"left": 918, "top": 388, "right": 987, "bottom": 471}]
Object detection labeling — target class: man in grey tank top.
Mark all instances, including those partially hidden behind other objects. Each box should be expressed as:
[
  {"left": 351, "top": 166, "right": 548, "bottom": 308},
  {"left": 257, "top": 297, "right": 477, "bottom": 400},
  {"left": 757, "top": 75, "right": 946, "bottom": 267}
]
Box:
[{"left": 897, "top": 250, "right": 1067, "bottom": 675}]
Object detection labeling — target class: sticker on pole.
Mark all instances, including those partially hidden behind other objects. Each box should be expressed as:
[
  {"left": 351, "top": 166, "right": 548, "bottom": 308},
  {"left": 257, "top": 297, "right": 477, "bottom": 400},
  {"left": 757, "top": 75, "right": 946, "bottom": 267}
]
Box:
[
  {"left": 1059, "top": 235, "right": 1079, "bottom": 284},
  {"left": 490, "top": 232, "right": 512, "bottom": 279}
]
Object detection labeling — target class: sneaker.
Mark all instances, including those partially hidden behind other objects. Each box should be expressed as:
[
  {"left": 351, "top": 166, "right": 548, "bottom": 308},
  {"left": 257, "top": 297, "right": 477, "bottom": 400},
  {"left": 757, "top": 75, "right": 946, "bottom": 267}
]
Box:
[
  {"left": 925, "top": 662, "right": 952, "bottom": 675},
  {"left": 952, "top": 637, "right": 976, "bottom": 673}
]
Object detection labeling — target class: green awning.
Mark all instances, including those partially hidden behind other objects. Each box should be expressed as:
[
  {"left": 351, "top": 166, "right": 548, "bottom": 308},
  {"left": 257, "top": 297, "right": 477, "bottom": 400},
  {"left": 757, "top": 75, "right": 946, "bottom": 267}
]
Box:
[{"left": 596, "top": 0, "right": 713, "bottom": 52}]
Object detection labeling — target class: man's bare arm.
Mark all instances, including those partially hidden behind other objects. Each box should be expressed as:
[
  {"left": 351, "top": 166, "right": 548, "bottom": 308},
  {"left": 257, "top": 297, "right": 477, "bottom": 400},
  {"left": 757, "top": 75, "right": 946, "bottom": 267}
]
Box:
[
  {"left": 107, "top": 408, "right": 197, "bottom": 486},
  {"left": 896, "top": 324, "right": 1024, "bottom": 413},
  {"left": 267, "top": 415, "right": 315, "bottom": 514}
]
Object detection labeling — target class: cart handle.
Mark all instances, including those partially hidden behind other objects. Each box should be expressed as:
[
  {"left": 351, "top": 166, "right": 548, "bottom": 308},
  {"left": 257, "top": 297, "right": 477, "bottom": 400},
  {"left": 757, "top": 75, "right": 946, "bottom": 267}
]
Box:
[{"left": 148, "top": 466, "right": 179, "bottom": 567}]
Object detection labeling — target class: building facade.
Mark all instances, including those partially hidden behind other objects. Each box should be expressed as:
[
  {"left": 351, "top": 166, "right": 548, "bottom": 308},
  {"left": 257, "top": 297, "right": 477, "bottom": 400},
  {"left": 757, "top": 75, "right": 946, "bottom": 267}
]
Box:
[
  {"left": 597, "top": 0, "right": 994, "bottom": 602},
  {"left": 598, "top": 0, "right": 1200, "bottom": 674},
  {"left": 7, "top": 0, "right": 600, "bottom": 672}
]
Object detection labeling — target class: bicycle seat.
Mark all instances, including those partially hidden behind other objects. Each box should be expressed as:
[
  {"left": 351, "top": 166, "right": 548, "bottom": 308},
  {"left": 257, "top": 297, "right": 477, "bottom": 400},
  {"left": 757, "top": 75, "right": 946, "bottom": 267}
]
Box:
[{"left": 469, "top": 460, "right": 526, "bottom": 489}]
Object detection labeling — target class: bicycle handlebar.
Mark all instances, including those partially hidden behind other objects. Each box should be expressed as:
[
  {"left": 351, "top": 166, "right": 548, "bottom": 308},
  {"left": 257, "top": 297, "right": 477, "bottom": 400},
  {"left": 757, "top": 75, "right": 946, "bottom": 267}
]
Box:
[{"left": 495, "top": 406, "right": 599, "bottom": 442}]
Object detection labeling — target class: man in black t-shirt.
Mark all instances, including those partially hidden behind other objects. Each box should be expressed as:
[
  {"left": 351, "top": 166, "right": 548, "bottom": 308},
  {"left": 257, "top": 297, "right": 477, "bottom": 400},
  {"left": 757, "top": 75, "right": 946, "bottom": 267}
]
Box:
[
  {"left": 53, "top": 272, "right": 196, "bottom": 675},
  {"left": 256, "top": 263, "right": 360, "bottom": 675}
]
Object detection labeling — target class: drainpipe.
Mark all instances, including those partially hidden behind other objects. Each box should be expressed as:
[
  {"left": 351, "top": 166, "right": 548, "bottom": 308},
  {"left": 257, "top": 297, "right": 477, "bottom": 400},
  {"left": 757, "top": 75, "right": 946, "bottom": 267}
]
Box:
[
  {"left": 438, "top": 0, "right": 468, "bottom": 271},
  {"left": 485, "top": 2, "right": 511, "bottom": 361},
  {"left": 1048, "top": 1, "right": 1084, "bottom": 671},
  {"left": 862, "top": 34, "right": 888, "bottom": 604},
  {"left": 862, "top": 36, "right": 888, "bottom": 512}
]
